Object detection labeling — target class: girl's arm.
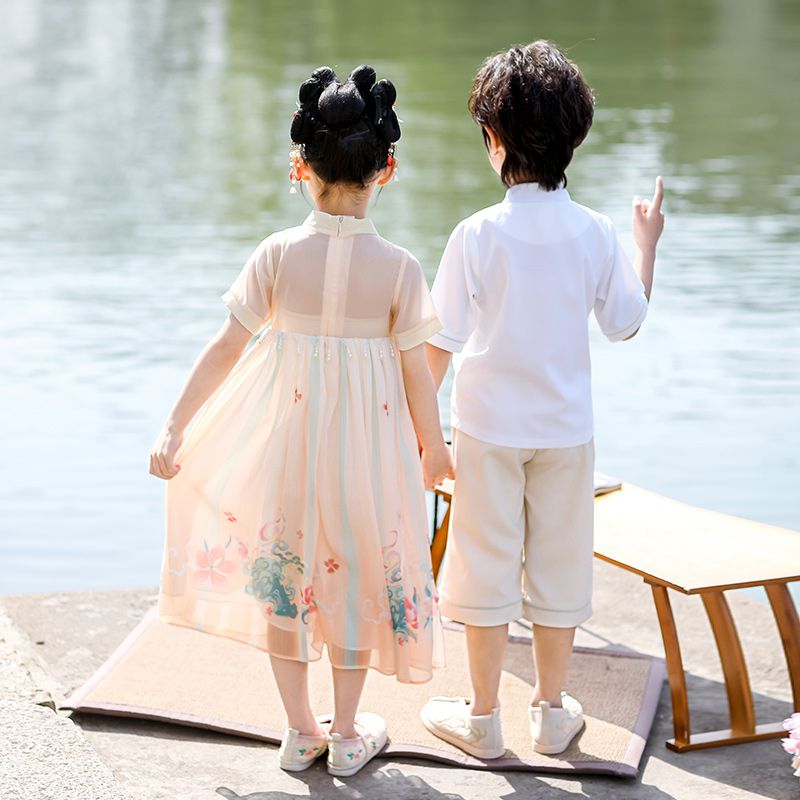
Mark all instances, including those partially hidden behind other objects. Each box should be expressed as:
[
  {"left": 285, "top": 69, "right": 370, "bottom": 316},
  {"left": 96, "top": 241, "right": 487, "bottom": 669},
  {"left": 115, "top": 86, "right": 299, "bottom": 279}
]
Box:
[
  {"left": 400, "top": 344, "right": 455, "bottom": 489},
  {"left": 424, "top": 343, "right": 452, "bottom": 392},
  {"left": 149, "top": 315, "right": 252, "bottom": 479}
]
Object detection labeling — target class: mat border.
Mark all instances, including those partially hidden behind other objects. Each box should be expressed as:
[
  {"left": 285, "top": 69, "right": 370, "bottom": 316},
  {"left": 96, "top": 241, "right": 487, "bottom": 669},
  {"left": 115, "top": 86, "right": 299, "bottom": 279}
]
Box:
[{"left": 62, "top": 607, "right": 665, "bottom": 778}]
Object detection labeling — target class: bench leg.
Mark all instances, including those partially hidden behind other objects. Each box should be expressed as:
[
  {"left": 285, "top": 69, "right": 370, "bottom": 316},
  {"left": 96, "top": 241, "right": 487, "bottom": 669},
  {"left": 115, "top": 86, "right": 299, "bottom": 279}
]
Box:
[
  {"left": 650, "top": 583, "right": 691, "bottom": 748},
  {"left": 765, "top": 582, "right": 800, "bottom": 710},
  {"left": 430, "top": 500, "right": 451, "bottom": 582},
  {"left": 656, "top": 587, "right": 790, "bottom": 751},
  {"left": 701, "top": 591, "right": 756, "bottom": 737}
]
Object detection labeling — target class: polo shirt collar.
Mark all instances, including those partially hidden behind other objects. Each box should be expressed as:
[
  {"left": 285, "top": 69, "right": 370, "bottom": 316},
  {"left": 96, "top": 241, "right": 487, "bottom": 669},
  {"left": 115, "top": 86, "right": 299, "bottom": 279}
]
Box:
[
  {"left": 504, "top": 182, "right": 570, "bottom": 203},
  {"left": 304, "top": 209, "right": 377, "bottom": 236}
]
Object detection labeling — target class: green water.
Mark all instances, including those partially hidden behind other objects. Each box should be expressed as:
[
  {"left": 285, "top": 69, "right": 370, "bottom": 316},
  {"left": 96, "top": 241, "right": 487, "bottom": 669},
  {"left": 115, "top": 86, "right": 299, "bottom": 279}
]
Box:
[{"left": 1, "top": 0, "right": 798, "bottom": 592}]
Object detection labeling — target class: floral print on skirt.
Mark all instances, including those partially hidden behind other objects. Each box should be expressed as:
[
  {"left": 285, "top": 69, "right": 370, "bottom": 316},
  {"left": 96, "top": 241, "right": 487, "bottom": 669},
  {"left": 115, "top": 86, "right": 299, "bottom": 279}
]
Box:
[{"left": 159, "top": 330, "right": 444, "bottom": 684}]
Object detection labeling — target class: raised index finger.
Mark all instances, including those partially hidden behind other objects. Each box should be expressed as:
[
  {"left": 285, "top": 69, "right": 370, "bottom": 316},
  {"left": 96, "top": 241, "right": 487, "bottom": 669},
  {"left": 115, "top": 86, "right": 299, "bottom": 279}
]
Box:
[{"left": 651, "top": 175, "right": 664, "bottom": 213}]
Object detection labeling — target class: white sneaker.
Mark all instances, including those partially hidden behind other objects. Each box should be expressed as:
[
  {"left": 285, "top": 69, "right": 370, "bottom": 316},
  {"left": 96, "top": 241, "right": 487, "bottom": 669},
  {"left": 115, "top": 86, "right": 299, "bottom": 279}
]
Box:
[
  {"left": 326, "top": 712, "right": 387, "bottom": 777},
  {"left": 420, "top": 696, "right": 505, "bottom": 760},
  {"left": 530, "top": 692, "right": 585, "bottom": 754},
  {"left": 278, "top": 721, "right": 329, "bottom": 771}
]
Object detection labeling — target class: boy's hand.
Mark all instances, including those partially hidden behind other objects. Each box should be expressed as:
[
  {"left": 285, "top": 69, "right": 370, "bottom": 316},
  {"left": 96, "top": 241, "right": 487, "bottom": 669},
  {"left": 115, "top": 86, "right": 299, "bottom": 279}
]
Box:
[
  {"left": 632, "top": 176, "right": 665, "bottom": 252},
  {"left": 149, "top": 428, "right": 183, "bottom": 480},
  {"left": 421, "top": 442, "right": 455, "bottom": 491}
]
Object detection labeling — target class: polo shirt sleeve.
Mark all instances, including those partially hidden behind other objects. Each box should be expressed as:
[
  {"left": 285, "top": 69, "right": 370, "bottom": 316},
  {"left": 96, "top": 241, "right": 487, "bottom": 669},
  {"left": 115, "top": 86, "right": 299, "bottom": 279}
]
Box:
[
  {"left": 427, "top": 222, "right": 478, "bottom": 353},
  {"left": 390, "top": 253, "right": 442, "bottom": 351},
  {"left": 221, "top": 237, "right": 274, "bottom": 335},
  {"left": 593, "top": 226, "right": 649, "bottom": 342}
]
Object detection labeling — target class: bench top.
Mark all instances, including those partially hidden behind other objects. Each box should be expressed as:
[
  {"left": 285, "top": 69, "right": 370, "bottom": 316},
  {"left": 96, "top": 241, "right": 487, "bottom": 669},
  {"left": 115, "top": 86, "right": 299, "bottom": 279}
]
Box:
[
  {"left": 593, "top": 484, "right": 800, "bottom": 593},
  {"left": 435, "top": 480, "right": 800, "bottom": 594}
]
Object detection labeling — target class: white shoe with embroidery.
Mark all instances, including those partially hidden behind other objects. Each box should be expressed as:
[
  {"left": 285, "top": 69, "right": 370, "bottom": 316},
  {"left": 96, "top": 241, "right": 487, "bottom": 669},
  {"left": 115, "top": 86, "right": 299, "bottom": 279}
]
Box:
[
  {"left": 278, "top": 723, "right": 329, "bottom": 772},
  {"left": 326, "top": 712, "right": 387, "bottom": 777},
  {"left": 530, "top": 692, "right": 585, "bottom": 754},
  {"left": 420, "top": 696, "right": 505, "bottom": 760}
]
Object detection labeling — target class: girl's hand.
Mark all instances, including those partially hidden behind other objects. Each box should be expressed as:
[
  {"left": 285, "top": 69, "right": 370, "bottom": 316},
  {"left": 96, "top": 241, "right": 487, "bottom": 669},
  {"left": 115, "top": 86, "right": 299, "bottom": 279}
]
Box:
[
  {"left": 149, "top": 428, "right": 183, "bottom": 480},
  {"left": 421, "top": 442, "right": 455, "bottom": 491},
  {"left": 632, "top": 176, "right": 665, "bottom": 253}
]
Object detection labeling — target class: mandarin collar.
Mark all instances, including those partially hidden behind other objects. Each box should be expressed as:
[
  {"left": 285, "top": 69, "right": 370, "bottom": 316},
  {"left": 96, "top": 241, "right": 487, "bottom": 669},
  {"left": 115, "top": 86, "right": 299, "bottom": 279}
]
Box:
[
  {"left": 304, "top": 209, "right": 378, "bottom": 236},
  {"left": 504, "top": 183, "right": 570, "bottom": 203}
]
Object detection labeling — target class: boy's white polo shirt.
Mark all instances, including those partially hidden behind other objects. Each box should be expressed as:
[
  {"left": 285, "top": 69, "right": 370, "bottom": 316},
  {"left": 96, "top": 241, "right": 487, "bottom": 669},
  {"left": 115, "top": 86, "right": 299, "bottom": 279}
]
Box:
[{"left": 428, "top": 182, "right": 648, "bottom": 449}]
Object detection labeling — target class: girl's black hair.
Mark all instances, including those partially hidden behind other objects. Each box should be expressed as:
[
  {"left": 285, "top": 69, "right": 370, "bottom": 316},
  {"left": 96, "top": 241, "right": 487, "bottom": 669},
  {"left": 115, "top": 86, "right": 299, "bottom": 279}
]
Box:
[{"left": 291, "top": 65, "right": 401, "bottom": 188}]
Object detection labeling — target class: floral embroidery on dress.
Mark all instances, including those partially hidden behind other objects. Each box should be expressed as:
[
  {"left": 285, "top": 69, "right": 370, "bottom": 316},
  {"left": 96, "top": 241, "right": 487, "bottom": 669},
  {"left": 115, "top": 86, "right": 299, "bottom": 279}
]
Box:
[
  {"left": 324, "top": 558, "right": 340, "bottom": 573},
  {"left": 383, "top": 401, "right": 390, "bottom": 416},
  {"left": 382, "top": 531, "right": 411, "bottom": 645},
  {"left": 294, "top": 388, "right": 302, "bottom": 403},
  {"left": 193, "top": 541, "right": 237, "bottom": 588},
  {"left": 247, "top": 514, "right": 305, "bottom": 619},
  {"left": 375, "top": 530, "right": 438, "bottom": 645},
  {"left": 300, "top": 585, "right": 317, "bottom": 624},
  {"left": 223, "top": 511, "right": 237, "bottom": 523}
]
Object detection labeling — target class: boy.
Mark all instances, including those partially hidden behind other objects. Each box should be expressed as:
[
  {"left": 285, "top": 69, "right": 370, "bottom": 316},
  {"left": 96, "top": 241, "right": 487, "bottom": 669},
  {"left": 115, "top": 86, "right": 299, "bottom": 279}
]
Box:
[{"left": 421, "top": 41, "right": 664, "bottom": 757}]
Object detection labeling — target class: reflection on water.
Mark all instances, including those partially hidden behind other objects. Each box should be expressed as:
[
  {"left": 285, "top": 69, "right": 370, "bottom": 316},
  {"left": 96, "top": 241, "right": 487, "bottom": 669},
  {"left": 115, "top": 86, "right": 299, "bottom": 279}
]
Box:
[{"left": 1, "top": 0, "right": 798, "bottom": 593}]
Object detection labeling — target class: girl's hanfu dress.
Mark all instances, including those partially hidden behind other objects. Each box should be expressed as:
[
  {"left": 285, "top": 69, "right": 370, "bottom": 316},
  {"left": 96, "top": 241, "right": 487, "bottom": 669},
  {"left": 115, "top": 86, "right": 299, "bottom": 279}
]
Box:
[{"left": 159, "top": 210, "right": 444, "bottom": 683}]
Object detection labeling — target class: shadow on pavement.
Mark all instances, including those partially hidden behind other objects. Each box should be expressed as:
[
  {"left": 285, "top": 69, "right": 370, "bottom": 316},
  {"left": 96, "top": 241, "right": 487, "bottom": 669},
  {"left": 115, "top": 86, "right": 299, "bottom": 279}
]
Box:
[{"left": 217, "top": 766, "right": 469, "bottom": 799}]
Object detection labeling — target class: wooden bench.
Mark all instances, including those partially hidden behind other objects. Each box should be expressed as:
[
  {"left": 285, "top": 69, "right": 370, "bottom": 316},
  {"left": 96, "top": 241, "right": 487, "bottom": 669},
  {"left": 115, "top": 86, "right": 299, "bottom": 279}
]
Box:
[{"left": 431, "top": 480, "right": 800, "bottom": 752}]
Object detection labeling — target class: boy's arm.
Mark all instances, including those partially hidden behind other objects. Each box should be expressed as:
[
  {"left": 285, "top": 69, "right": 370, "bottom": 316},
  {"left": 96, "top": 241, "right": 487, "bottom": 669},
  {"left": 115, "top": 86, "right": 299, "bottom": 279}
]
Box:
[
  {"left": 631, "top": 176, "right": 664, "bottom": 302},
  {"left": 622, "top": 176, "right": 664, "bottom": 340},
  {"left": 425, "top": 343, "right": 452, "bottom": 392}
]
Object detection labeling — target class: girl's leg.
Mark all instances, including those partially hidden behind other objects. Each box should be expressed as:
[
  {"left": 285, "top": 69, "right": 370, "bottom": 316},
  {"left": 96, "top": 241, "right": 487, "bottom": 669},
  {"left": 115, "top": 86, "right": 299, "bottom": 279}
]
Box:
[
  {"left": 330, "top": 666, "right": 368, "bottom": 739},
  {"left": 270, "top": 654, "right": 324, "bottom": 736},
  {"left": 530, "top": 624, "right": 576, "bottom": 707},
  {"left": 466, "top": 623, "right": 509, "bottom": 715}
]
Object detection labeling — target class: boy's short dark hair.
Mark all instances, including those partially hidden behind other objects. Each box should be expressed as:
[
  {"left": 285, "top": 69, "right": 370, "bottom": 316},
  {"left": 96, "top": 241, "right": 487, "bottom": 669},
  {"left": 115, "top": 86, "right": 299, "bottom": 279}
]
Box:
[{"left": 468, "top": 41, "right": 594, "bottom": 191}]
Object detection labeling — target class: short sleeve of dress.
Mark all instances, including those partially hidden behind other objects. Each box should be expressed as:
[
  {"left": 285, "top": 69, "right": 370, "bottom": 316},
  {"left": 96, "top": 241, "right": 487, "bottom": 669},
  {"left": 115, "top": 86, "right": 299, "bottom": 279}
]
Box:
[
  {"left": 593, "top": 225, "right": 649, "bottom": 342},
  {"left": 390, "top": 253, "right": 442, "bottom": 351},
  {"left": 221, "top": 238, "right": 274, "bottom": 335}
]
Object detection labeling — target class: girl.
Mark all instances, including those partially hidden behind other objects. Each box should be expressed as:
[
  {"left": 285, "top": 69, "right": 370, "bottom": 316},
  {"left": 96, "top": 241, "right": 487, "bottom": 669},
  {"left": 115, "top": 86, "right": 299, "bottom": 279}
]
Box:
[{"left": 150, "top": 65, "right": 451, "bottom": 777}]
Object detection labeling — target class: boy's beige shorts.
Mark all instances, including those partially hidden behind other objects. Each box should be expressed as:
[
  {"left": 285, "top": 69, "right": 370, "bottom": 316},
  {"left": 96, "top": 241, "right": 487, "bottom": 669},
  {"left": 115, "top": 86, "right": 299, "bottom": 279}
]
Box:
[{"left": 438, "top": 430, "right": 595, "bottom": 628}]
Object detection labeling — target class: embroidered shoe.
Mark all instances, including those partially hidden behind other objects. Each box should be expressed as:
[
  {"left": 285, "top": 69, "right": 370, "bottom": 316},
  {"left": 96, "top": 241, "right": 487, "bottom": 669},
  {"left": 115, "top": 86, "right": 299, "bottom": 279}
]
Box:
[
  {"left": 420, "top": 696, "right": 505, "bottom": 760},
  {"left": 278, "top": 719, "right": 330, "bottom": 772},
  {"left": 326, "top": 712, "right": 387, "bottom": 777},
  {"left": 530, "top": 692, "right": 585, "bottom": 754}
]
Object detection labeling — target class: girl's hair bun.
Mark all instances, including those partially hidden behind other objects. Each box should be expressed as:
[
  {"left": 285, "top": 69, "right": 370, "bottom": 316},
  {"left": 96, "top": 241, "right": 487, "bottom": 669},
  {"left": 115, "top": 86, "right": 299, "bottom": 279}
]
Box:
[
  {"left": 349, "top": 65, "right": 377, "bottom": 94},
  {"left": 317, "top": 81, "right": 366, "bottom": 129},
  {"left": 291, "top": 66, "right": 337, "bottom": 144},
  {"left": 372, "top": 78, "right": 401, "bottom": 143}
]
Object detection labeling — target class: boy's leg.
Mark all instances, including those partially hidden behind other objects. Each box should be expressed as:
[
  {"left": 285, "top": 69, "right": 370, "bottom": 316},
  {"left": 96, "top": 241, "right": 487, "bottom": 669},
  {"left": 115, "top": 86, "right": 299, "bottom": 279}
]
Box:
[
  {"left": 270, "top": 654, "right": 325, "bottom": 736},
  {"left": 422, "top": 431, "right": 527, "bottom": 758},
  {"left": 439, "top": 431, "right": 528, "bottom": 714},
  {"left": 438, "top": 431, "right": 528, "bottom": 634},
  {"left": 522, "top": 440, "right": 595, "bottom": 704},
  {"left": 466, "top": 623, "right": 510, "bottom": 715},
  {"left": 531, "top": 624, "right": 576, "bottom": 707}
]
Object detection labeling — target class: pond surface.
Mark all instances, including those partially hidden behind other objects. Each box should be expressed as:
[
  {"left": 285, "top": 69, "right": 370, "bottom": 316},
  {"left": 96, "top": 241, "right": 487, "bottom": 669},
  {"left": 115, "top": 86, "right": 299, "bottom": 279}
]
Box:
[{"left": 1, "top": 0, "right": 799, "bottom": 594}]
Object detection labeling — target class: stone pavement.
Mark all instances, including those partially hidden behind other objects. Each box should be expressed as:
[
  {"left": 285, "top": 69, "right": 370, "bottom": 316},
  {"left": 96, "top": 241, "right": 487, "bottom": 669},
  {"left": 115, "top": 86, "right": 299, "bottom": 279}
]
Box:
[
  {"left": 0, "top": 606, "right": 132, "bottom": 800},
  {"left": 2, "top": 561, "right": 797, "bottom": 800}
]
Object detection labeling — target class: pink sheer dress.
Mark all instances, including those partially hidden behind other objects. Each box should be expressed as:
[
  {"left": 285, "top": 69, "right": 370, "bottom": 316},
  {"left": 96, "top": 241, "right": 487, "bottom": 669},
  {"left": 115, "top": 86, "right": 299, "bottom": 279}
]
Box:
[{"left": 159, "top": 210, "right": 444, "bottom": 683}]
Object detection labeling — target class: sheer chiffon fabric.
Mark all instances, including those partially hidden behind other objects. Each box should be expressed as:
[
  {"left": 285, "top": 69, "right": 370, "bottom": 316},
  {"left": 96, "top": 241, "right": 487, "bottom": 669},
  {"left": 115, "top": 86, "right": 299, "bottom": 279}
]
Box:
[{"left": 159, "top": 211, "right": 444, "bottom": 683}]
